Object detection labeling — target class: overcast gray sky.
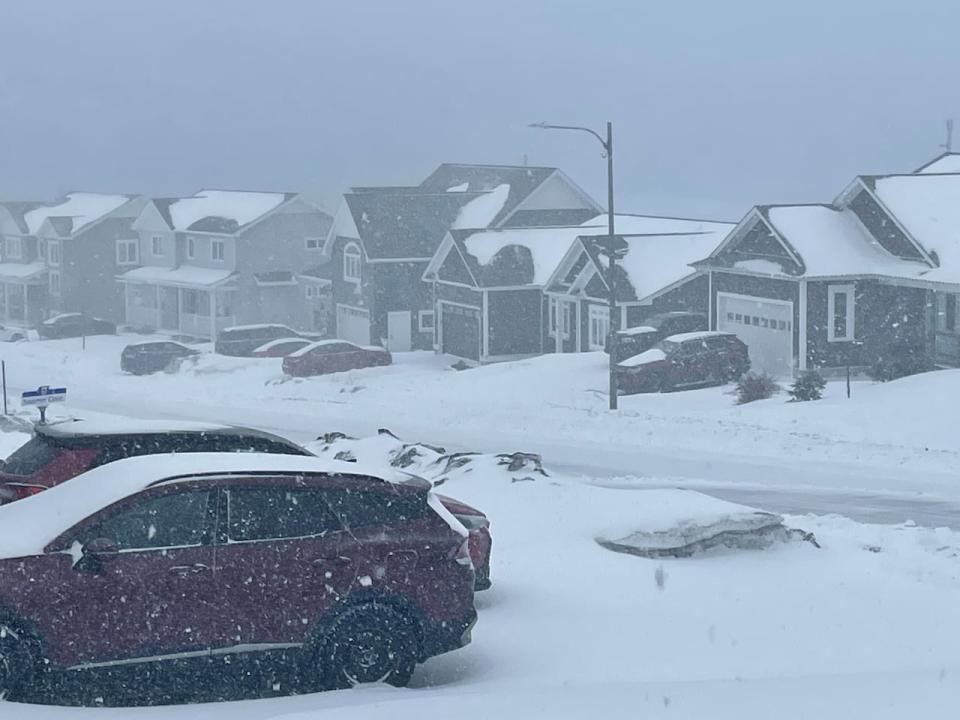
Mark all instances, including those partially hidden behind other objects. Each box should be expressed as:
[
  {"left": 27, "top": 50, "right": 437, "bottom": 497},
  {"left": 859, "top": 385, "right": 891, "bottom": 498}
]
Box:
[{"left": 1, "top": 0, "right": 957, "bottom": 219}]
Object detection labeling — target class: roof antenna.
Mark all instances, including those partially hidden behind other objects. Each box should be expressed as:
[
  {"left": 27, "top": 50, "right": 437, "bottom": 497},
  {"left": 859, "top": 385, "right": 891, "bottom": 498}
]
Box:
[{"left": 941, "top": 118, "right": 954, "bottom": 153}]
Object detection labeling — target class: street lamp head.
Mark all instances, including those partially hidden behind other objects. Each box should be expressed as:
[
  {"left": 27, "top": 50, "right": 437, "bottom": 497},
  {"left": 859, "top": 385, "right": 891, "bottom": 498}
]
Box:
[{"left": 528, "top": 122, "right": 549, "bottom": 129}]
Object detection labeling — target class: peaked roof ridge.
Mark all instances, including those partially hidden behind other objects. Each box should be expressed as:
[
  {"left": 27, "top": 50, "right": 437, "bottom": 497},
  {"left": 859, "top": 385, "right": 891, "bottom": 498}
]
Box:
[
  {"left": 193, "top": 188, "right": 298, "bottom": 200},
  {"left": 913, "top": 151, "right": 960, "bottom": 173},
  {"left": 612, "top": 210, "right": 737, "bottom": 224},
  {"left": 431, "top": 161, "right": 558, "bottom": 172}
]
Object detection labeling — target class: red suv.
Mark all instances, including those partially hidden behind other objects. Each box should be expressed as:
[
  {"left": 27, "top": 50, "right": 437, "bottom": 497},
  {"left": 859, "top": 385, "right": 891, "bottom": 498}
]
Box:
[
  {"left": 616, "top": 331, "right": 750, "bottom": 394},
  {"left": 0, "top": 453, "right": 476, "bottom": 696},
  {"left": 283, "top": 341, "right": 391, "bottom": 377}
]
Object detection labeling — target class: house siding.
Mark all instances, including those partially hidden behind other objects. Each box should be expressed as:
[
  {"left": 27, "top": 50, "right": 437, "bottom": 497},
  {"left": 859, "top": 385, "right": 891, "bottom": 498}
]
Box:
[
  {"left": 59, "top": 217, "right": 139, "bottom": 323},
  {"left": 369, "top": 261, "right": 432, "bottom": 349},
  {"left": 436, "top": 282, "right": 482, "bottom": 361},
  {"left": 623, "top": 273, "right": 710, "bottom": 328}
]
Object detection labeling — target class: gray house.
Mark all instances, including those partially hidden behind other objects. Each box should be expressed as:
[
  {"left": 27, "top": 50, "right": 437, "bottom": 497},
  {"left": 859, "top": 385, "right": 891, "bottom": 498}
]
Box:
[
  {"left": 120, "top": 190, "right": 332, "bottom": 339},
  {"left": 0, "top": 193, "right": 145, "bottom": 327},
  {"left": 322, "top": 163, "right": 603, "bottom": 351},
  {"left": 422, "top": 214, "right": 733, "bottom": 363},
  {"left": 694, "top": 164, "right": 960, "bottom": 376}
]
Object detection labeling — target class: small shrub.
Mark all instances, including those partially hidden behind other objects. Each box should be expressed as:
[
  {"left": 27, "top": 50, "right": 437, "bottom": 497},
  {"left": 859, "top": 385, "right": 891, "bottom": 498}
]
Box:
[
  {"left": 788, "top": 369, "right": 826, "bottom": 402},
  {"left": 868, "top": 339, "right": 930, "bottom": 382},
  {"left": 735, "top": 372, "right": 780, "bottom": 405}
]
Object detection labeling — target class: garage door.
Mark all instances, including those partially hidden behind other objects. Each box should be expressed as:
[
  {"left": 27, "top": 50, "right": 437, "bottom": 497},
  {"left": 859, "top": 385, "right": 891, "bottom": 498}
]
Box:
[
  {"left": 717, "top": 293, "right": 793, "bottom": 378},
  {"left": 336, "top": 304, "right": 370, "bottom": 345},
  {"left": 440, "top": 303, "right": 480, "bottom": 361}
]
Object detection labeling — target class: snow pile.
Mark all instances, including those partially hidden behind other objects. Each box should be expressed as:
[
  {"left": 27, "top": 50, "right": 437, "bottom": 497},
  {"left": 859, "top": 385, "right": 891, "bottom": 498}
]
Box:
[
  {"left": 596, "top": 490, "right": 816, "bottom": 558},
  {"left": 452, "top": 183, "right": 510, "bottom": 229},
  {"left": 168, "top": 190, "right": 287, "bottom": 231},
  {"left": 306, "top": 429, "right": 549, "bottom": 485},
  {"left": 23, "top": 193, "right": 129, "bottom": 235}
]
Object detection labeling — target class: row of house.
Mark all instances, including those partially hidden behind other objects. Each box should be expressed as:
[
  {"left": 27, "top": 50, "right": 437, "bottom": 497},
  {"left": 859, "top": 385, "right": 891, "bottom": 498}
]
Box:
[{"left": 5, "top": 152, "right": 960, "bottom": 379}]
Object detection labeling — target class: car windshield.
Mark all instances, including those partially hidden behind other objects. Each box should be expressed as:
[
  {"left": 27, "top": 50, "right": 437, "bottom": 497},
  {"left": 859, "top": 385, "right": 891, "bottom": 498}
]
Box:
[{"left": 1, "top": 3, "right": 954, "bottom": 715}]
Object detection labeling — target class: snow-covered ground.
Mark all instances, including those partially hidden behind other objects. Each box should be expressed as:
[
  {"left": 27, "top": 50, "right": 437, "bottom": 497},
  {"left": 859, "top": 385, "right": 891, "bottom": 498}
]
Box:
[{"left": 3, "top": 336, "right": 960, "bottom": 717}]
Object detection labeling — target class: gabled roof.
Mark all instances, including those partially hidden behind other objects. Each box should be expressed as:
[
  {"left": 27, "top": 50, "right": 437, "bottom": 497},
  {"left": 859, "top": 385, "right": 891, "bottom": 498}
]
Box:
[
  {"left": 158, "top": 190, "right": 297, "bottom": 233},
  {"left": 419, "top": 163, "right": 558, "bottom": 227},
  {"left": 913, "top": 152, "right": 960, "bottom": 174},
  {"left": 343, "top": 190, "right": 485, "bottom": 260},
  {"left": 22, "top": 193, "right": 133, "bottom": 236},
  {"left": 0, "top": 201, "right": 49, "bottom": 234}
]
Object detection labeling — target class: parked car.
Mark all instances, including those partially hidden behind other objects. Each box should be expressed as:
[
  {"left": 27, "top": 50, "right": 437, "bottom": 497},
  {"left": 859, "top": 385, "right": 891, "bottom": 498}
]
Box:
[
  {"left": 251, "top": 337, "right": 313, "bottom": 358},
  {"left": 616, "top": 331, "right": 749, "bottom": 394},
  {"left": 0, "top": 418, "right": 494, "bottom": 592},
  {"left": 0, "top": 324, "right": 27, "bottom": 342},
  {"left": 608, "top": 311, "right": 708, "bottom": 362},
  {"left": 0, "top": 453, "right": 477, "bottom": 696},
  {"left": 38, "top": 313, "right": 116, "bottom": 340},
  {"left": 283, "top": 341, "right": 392, "bottom": 377},
  {"left": 215, "top": 324, "right": 320, "bottom": 357},
  {"left": 0, "top": 418, "right": 308, "bottom": 503},
  {"left": 437, "top": 494, "right": 492, "bottom": 590},
  {"left": 120, "top": 341, "right": 200, "bottom": 375}
]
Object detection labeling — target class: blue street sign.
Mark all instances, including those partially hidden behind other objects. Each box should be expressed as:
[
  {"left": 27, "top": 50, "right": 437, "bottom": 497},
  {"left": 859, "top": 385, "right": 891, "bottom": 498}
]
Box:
[{"left": 21, "top": 386, "right": 67, "bottom": 407}]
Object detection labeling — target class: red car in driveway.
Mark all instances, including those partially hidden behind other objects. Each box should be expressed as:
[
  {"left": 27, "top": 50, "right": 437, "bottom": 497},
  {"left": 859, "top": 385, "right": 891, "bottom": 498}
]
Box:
[
  {"left": 251, "top": 338, "right": 313, "bottom": 358},
  {"left": 616, "top": 331, "right": 750, "bottom": 394},
  {"left": 0, "top": 453, "right": 476, "bottom": 696},
  {"left": 283, "top": 341, "right": 392, "bottom": 377}
]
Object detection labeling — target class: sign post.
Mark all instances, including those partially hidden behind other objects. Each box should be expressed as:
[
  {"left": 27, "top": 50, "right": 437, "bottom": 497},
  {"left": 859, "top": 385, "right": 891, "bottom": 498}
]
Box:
[{"left": 21, "top": 386, "right": 67, "bottom": 424}]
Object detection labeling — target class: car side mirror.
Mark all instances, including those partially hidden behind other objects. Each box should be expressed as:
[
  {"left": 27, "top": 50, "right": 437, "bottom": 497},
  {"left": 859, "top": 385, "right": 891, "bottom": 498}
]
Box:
[{"left": 75, "top": 537, "right": 119, "bottom": 572}]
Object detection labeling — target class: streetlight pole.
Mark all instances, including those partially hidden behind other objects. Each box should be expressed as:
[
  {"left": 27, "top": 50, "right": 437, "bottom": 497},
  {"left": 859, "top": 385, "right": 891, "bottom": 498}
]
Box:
[{"left": 529, "top": 120, "right": 620, "bottom": 409}]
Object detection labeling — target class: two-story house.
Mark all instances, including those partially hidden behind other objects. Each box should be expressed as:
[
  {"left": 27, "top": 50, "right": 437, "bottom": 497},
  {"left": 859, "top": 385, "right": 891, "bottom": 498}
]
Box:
[
  {"left": 0, "top": 193, "right": 143, "bottom": 327},
  {"left": 119, "top": 190, "right": 332, "bottom": 339},
  {"left": 323, "top": 163, "right": 603, "bottom": 351}
]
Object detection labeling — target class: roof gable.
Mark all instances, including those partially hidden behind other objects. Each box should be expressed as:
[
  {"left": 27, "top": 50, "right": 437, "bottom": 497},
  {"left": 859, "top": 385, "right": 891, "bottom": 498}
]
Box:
[
  {"left": 23, "top": 193, "right": 132, "bottom": 236},
  {"left": 914, "top": 152, "right": 960, "bottom": 174},
  {"left": 164, "top": 190, "right": 292, "bottom": 233}
]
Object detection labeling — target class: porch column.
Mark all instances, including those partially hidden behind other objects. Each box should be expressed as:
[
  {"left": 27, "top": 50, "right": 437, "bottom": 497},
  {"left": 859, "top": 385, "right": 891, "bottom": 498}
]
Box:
[
  {"left": 2, "top": 283, "right": 7, "bottom": 323},
  {"left": 798, "top": 279, "right": 808, "bottom": 371},
  {"left": 209, "top": 289, "right": 217, "bottom": 340},
  {"left": 481, "top": 290, "right": 489, "bottom": 360},
  {"left": 155, "top": 285, "right": 161, "bottom": 330},
  {"left": 553, "top": 299, "right": 561, "bottom": 353},
  {"left": 177, "top": 288, "right": 183, "bottom": 334},
  {"left": 23, "top": 284, "right": 28, "bottom": 326}
]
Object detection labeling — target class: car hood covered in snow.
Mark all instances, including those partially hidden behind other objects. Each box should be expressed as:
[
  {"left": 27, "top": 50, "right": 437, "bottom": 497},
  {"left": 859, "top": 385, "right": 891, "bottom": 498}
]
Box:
[{"left": 618, "top": 348, "right": 667, "bottom": 368}]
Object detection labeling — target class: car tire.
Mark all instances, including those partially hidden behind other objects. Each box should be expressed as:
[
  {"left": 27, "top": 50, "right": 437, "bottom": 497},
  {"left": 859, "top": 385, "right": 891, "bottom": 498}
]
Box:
[
  {"left": 9, "top": 334, "right": 24, "bottom": 343},
  {"left": 0, "top": 623, "right": 36, "bottom": 700},
  {"left": 318, "top": 603, "right": 418, "bottom": 689}
]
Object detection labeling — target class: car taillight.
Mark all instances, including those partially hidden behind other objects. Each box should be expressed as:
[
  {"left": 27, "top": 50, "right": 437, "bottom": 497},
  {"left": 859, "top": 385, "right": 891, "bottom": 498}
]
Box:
[{"left": 11, "top": 485, "right": 46, "bottom": 500}]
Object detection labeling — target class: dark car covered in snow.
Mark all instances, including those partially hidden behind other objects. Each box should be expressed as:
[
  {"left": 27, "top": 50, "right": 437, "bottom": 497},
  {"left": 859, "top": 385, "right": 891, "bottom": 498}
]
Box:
[
  {"left": 616, "top": 331, "right": 749, "bottom": 394},
  {"left": 607, "top": 311, "right": 708, "bottom": 363},
  {"left": 38, "top": 313, "right": 116, "bottom": 340},
  {"left": 282, "top": 341, "right": 391, "bottom": 377},
  {"left": 0, "top": 454, "right": 477, "bottom": 696},
  {"left": 120, "top": 340, "right": 200, "bottom": 375},
  {"left": 215, "top": 324, "right": 320, "bottom": 357}
]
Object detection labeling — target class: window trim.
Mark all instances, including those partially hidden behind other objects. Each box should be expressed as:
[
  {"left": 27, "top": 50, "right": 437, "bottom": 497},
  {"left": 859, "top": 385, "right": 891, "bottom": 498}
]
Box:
[
  {"left": 588, "top": 304, "right": 610, "bottom": 351},
  {"left": 548, "top": 297, "right": 572, "bottom": 340},
  {"left": 151, "top": 235, "right": 163, "bottom": 258},
  {"left": 827, "top": 283, "right": 855, "bottom": 342},
  {"left": 211, "top": 239, "right": 225, "bottom": 262},
  {"left": 116, "top": 239, "right": 138, "bottom": 266},
  {"left": 187, "top": 236, "right": 196, "bottom": 259},
  {"left": 5, "top": 237, "right": 22, "bottom": 260},
  {"left": 418, "top": 309, "right": 435, "bottom": 332},
  {"left": 343, "top": 242, "right": 362, "bottom": 283},
  {"left": 49, "top": 270, "right": 61, "bottom": 296},
  {"left": 48, "top": 240, "right": 60, "bottom": 267},
  {"left": 305, "top": 237, "right": 322, "bottom": 251}
]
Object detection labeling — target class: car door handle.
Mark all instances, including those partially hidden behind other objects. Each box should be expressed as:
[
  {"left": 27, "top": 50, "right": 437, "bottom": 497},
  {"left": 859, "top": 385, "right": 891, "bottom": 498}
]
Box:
[{"left": 168, "top": 563, "right": 209, "bottom": 577}]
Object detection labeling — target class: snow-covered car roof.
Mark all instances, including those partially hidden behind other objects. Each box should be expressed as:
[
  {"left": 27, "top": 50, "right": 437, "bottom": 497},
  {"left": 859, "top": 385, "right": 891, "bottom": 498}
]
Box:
[
  {"left": 42, "top": 312, "right": 83, "bottom": 324},
  {"left": 663, "top": 330, "right": 735, "bottom": 343},
  {"left": 36, "top": 417, "right": 238, "bottom": 438},
  {"left": 618, "top": 325, "right": 656, "bottom": 336},
  {"left": 0, "top": 452, "right": 412, "bottom": 560},
  {"left": 618, "top": 348, "right": 667, "bottom": 368},
  {"left": 288, "top": 339, "right": 386, "bottom": 357},
  {"left": 253, "top": 337, "right": 311, "bottom": 353},
  {"left": 221, "top": 323, "right": 296, "bottom": 333},
  {"left": 123, "top": 340, "right": 195, "bottom": 350}
]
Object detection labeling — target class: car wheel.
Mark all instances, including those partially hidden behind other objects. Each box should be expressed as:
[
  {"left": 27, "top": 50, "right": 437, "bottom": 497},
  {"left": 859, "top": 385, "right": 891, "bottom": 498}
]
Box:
[
  {"left": 318, "top": 603, "right": 418, "bottom": 689},
  {"left": 0, "top": 624, "right": 35, "bottom": 700},
  {"left": 9, "top": 334, "right": 24, "bottom": 343}
]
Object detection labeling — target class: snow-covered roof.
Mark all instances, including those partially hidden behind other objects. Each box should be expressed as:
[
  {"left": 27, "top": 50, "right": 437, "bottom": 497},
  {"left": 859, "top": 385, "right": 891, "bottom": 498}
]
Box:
[
  {"left": 452, "top": 184, "right": 511, "bottom": 229},
  {"left": 462, "top": 226, "right": 594, "bottom": 286},
  {"left": 117, "top": 265, "right": 236, "bottom": 288},
  {"left": 870, "top": 174, "right": 960, "bottom": 284},
  {"left": 0, "top": 261, "right": 46, "bottom": 281},
  {"left": 166, "top": 190, "right": 288, "bottom": 232},
  {"left": 614, "top": 231, "right": 730, "bottom": 301},
  {"left": 914, "top": 152, "right": 960, "bottom": 174},
  {"left": 664, "top": 330, "right": 732, "bottom": 343},
  {"left": 23, "top": 193, "right": 130, "bottom": 235},
  {"left": 39, "top": 417, "right": 228, "bottom": 437},
  {"left": 0, "top": 453, "right": 413, "bottom": 560},
  {"left": 582, "top": 213, "right": 735, "bottom": 236},
  {"left": 763, "top": 205, "right": 926, "bottom": 280}
]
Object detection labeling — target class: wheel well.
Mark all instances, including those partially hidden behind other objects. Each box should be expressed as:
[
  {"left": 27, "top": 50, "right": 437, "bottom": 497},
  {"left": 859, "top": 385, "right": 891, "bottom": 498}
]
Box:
[
  {"left": 0, "top": 610, "right": 47, "bottom": 679},
  {"left": 305, "top": 591, "right": 426, "bottom": 658}
]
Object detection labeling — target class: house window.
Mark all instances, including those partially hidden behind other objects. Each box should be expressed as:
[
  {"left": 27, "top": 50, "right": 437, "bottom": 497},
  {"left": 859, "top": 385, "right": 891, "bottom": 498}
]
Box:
[
  {"left": 151, "top": 235, "right": 163, "bottom": 257},
  {"left": 588, "top": 305, "right": 609, "bottom": 350},
  {"left": 48, "top": 241, "right": 60, "bottom": 266},
  {"left": 116, "top": 239, "right": 138, "bottom": 265},
  {"left": 827, "top": 284, "right": 855, "bottom": 342},
  {"left": 942, "top": 292, "right": 957, "bottom": 333},
  {"left": 419, "top": 310, "right": 435, "bottom": 332},
  {"left": 343, "top": 242, "right": 361, "bottom": 283},
  {"left": 305, "top": 237, "right": 321, "bottom": 251},
  {"left": 211, "top": 240, "right": 225, "bottom": 262},
  {"left": 187, "top": 237, "right": 196, "bottom": 259},
  {"left": 49, "top": 270, "right": 61, "bottom": 296},
  {"left": 548, "top": 297, "right": 572, "bottom": 339},
  {"left": 5, "top": 237, "right": 22, "bottom": 260},
  {"left": 305, "top": 284, "right": 325, "bottom": 299}
]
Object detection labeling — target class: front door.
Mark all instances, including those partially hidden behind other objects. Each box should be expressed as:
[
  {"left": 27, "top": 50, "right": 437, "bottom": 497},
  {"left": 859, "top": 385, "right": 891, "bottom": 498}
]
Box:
[
  {"left": 45, "top": 486, "right": 218, "bottom": 667},
  {"left": 387, "top": 311, "right": 412, "bottom": 352}
]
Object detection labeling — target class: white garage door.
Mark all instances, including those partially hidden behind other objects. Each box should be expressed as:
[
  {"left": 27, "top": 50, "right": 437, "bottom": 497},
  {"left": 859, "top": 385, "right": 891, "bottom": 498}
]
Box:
[
  {"left": 336, "top": 304, "right": 370, "bottom": 345},
  {"left": 717, "top": 293, "right": 794, "bottom": 378}
]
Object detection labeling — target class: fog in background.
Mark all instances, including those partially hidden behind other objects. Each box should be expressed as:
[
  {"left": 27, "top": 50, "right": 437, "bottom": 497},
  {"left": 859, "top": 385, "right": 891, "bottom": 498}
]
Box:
[{"left": 1, "top": 0, "right": 958, "bottom": 219}]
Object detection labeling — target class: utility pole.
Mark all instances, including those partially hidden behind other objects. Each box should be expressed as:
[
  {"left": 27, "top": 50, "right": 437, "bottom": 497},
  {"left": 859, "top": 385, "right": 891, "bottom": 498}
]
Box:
[
  {"left": 942, "top": 118, "right": 954, "bottom": 153},
  {"left": 529, "top": 120, "right": 622, "bottom": 409}
]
